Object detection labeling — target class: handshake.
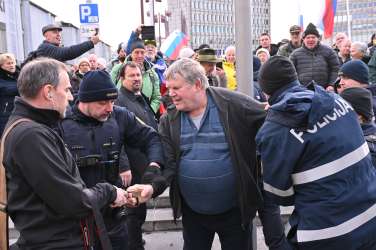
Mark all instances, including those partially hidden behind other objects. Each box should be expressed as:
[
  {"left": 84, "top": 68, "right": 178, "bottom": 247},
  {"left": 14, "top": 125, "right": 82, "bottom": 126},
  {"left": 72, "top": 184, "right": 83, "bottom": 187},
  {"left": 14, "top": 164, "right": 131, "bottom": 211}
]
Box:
[{"left": 111, "top": 184, "right": 154, "bottom": 208}]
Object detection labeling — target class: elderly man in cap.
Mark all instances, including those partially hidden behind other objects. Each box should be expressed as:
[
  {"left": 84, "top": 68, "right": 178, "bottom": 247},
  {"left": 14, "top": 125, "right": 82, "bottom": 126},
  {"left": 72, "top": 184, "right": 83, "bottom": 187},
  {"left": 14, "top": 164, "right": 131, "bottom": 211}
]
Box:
[
  {"left": 196, "top": 48, "right": 227, "bottom": 87},
  {"left": 57, "top": 70, "right": 167, "bottom": 250},
  {"left": 290, "top": 23, "right": 339, "bottom": 88},
  {"left": 24, "top": 23, "right": 100, "bottom": 63},
  {"left": 277, "top": 25, "right": 302, "bottom": 57},
  {"left": 256, "top": 56, "right": 376, "bottom": 249}
]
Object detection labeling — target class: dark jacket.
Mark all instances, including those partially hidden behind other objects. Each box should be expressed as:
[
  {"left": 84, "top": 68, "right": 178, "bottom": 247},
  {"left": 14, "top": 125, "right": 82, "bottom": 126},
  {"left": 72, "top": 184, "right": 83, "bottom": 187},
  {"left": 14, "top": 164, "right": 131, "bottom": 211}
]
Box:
[
  {"left": 3, "top": 97, "right": 116, "bottom": 249},
  {"left": 115, "top": 87, "right": 158, "bottom": 181},
  {"left": 158, "top": 87, "right": 266, "bottom": 226},
  {"left": 362, "top": 122, "right": 376, "bottom": 167},
  {"left": 255, "top": 44, "right": 279, "bottom": 56},
  {"left": 60, "top": 104, "right": 166, "bottom": 197},
  {"left": 290, "top": 43, "right": 340, "bottom": 88},
  {"left": 0, "top": 67, "right": 19, "bottom": 135},
  {"left": 277, "top": 41, "right": 301, "bottom": 58},
  {"left": 256, "top": 83, "right": 376, "bottom": 249},
  {"left": 35, "top": 40, "right": 94, "bottom": 62}
]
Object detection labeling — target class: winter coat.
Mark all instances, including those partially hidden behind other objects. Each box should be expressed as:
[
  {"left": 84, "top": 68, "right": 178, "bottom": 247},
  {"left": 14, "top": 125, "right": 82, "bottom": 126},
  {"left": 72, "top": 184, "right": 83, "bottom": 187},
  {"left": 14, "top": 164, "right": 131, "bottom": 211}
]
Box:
[
  {"left": 159, "top": 87, "right": 266, "bottom": 227},
  {"left": 34, "top": 40, "right": 94, "bottom": 62},
  {"left": 256, "top": 82, "right": 376, "bottom": 249},
  {"left": 362, "top": 122, "right": 376, "bottom": 167},
  {"left": 223, "top": 61, "right": 237, "bottom": 91},
  {"left": 290, "top": 43, "right": 340, "bottom": 88},
  {"left": 3, "top": 97, "right": 117, "bottom": 249},
  {"left": 0, "top": 67, "right": 19, "bottom": 135},
  {"left": 277, "top": 42, "right": 301, "bottom": 58}
]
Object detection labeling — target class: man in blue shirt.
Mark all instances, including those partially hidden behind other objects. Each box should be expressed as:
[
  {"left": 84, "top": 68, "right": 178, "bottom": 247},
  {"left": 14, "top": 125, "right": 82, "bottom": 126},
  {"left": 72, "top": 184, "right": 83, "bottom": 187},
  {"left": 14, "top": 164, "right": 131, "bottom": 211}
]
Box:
[{"left": 159, "top": 58, "right": 287, "bottom": 250}]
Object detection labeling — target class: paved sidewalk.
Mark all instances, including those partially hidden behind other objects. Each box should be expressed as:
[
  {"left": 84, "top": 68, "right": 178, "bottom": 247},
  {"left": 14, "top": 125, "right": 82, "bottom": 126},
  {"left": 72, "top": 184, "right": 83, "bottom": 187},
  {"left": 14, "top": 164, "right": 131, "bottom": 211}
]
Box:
[{"left": 143, "top": 227, "right": 268, "bottom": 250}]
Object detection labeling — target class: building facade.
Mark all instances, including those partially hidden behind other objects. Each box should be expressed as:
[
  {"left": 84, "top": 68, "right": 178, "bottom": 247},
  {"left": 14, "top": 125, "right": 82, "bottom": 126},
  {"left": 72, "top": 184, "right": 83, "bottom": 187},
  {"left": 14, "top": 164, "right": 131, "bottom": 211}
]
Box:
[
  {"left": 1, "top": 0, "right": 111, "bottom": 63},
  {"left": 334, "top": 0, "right": 376, "bottom": 44},
  {"left": 167, "top": 0, "right": 270, "bottom": 53}
]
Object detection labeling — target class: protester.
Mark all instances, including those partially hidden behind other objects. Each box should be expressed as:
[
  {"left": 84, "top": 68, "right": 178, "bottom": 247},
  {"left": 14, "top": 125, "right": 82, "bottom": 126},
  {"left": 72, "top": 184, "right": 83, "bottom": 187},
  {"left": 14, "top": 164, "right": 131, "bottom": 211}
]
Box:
[
  {"left": 254, "top": 33, "right": 279, "bottom": 56},
  {"left": 196, "top": 48, "right": 227, "bottom": 87},
  {"left": 26, "top": 24, "right": 100, "bottom": 63},
  {"left": 256, "top": 56, "right": 376, "bottom": 249},
  {"left": 111, "top": 40, "right": 161, "bottom": 114},
  {"left": 222, "top": 45, "right": 237, "bottom": 90},
  {"left": 70, "top": 57, "right": 90, "bottom": 96},
  {"left": 290, "top": 23, "right": 339, "bottom": 88},
  {"left": 350, "top": 41, "right": 370, "bottom": 64},
  {"left": 159, "top": 58, "right": 288, "bottom": 250},
  {"left": 337, "top": 39, "right": 351, "bottom": 65},
  {"left": 0, "top": 53, "right": 19, "bottom": 135},
  {"left": 256, "top": 48, "right": 270, "bottom": 64},
  {"left": 115, "top": 62, "right": 159, "bottom": 250},
  {"left": 88, "top": 53, "right": 99, "bottom": 71},
  {"left": 277, "top": 25, "right": 302, "bottom": 57},
  {"left": 108, "top": 42, "right": 127, "bottom": 72},
  {"left": 333, "top": 32, "right": 348, "bottom": 52}
]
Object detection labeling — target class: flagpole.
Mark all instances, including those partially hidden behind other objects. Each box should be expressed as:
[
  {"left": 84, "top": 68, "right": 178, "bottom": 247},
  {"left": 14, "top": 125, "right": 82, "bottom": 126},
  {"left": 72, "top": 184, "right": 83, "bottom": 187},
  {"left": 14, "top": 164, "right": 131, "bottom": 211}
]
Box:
[{"left": 346, "top": 0, "right": 351, "bottom": 40}]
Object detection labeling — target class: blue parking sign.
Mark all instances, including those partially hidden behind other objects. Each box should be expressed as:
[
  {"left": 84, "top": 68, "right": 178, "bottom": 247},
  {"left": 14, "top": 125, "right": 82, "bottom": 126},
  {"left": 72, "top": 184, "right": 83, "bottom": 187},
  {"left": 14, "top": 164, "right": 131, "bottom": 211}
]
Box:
[{"left": 79, "top": 4, "right": 99, "bottom": 24}]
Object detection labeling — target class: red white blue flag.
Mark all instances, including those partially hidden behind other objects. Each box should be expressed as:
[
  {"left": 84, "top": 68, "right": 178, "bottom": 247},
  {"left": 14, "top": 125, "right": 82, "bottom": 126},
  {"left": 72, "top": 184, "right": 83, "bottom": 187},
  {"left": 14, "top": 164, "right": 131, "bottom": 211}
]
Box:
[{"left": 160, "top": 30, "right": 189, "bottom": 60}]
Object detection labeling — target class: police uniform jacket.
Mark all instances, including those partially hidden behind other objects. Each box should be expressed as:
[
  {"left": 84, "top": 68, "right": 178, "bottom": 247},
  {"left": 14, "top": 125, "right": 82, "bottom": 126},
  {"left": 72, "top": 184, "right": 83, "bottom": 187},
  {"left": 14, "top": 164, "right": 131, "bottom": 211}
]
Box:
[{"left": 256, "top": 82, "right": 376, "bottom": 249}]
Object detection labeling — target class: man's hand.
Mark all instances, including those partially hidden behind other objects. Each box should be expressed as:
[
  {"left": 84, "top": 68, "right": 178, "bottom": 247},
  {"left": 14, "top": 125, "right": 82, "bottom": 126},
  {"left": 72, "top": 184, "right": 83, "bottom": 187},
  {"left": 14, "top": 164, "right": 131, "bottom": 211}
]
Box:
[
  {"left": 135, "top": 25, "right": 142, "bottom": 35},
  {"left": 120, "top": 170, "right": 132, "bottom": 187},
  {"left": 90, "top": 34, "right": 100, "bottom": 45},
  {"left": 127, "top": 184, "right": 154, "bottom": 205},
  {"left": 111, "top": 186, "right": 128, "bottom": 207}
]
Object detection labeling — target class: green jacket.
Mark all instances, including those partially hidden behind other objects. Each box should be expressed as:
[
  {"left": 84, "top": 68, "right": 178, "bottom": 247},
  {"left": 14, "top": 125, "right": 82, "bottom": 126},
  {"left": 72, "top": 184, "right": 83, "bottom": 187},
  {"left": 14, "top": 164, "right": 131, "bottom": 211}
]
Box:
[
  {"left": 369, "top": 52, "right": 376, "bottom": 84},
  {"left": 110, "top": 59, "right": 161, "bottom": 113}
]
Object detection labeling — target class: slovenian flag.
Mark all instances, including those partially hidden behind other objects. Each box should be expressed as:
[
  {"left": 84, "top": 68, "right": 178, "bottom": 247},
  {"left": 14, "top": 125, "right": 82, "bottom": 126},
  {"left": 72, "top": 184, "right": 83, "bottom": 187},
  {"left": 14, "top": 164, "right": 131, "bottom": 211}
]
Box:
[
  {"left": 160, "top": 30, "right": 189, "bottom": 60},
  {"left": 298, "top": 0, "right": 337, "bottom": 38}
]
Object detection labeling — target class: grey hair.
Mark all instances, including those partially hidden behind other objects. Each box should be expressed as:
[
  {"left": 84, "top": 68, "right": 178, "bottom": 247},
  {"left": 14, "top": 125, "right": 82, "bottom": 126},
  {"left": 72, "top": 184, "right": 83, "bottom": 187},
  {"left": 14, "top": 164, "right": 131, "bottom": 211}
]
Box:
[
  {"left": 225, "top": 45, "right": 235, "bottom": 55},
  {"left": 18, "top": 57, "right": 67, "bottom": 99},
  {"left": 164, "top": 58, "right": 209, "bottom": 89},
  {"left": 351, "top": 42, "right": 367, "bottom": 54}
]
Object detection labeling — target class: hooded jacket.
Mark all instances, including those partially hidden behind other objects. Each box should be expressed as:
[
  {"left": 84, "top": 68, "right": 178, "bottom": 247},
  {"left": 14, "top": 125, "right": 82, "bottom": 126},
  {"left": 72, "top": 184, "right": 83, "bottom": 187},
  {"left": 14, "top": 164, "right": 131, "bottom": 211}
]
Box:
[
  {"left": 256, "top": 82, "right": 376, "bottom": 249},
  {"left": 0, "top": 67, "right": 19, "bottom": 135}
]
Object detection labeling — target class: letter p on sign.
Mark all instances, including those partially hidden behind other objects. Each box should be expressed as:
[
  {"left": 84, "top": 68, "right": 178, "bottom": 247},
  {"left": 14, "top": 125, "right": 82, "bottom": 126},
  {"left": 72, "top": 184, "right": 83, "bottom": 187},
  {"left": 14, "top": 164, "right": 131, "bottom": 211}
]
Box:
[{"left": 79, "top": 4, "right": 99, "bottom": 24}]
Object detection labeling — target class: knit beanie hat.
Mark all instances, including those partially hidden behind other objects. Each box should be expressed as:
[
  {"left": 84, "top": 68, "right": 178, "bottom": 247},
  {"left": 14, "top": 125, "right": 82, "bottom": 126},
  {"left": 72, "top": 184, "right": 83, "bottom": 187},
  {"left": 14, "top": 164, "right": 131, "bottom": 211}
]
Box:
[
  {"left": 340, "top": 87, "right": 374, "bottom": 121},
  {"left": 302, "top": 23, "right": 320, "bottom": 38},
  {"left": 339, "top": 60, "right": 369, "bottom": 85},
  {"left": 258, "top": 56, "right": 298, "bottom": 96},
  {"left": 130, "top": 40, "right": 145, "bottom": 52},
  {"left": 78, "top": 70, "right": 118, "bottom": 102}
]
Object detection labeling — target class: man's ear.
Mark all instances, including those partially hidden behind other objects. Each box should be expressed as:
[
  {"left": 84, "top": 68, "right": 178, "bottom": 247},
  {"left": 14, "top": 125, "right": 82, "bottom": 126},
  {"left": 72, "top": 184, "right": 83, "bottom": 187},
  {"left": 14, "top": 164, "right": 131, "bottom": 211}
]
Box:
[
  {"left": 42, "top": 84, "right": 53, "bottom": 100},
  {"left": 194, "top": 79, "right": 202, "bottom": 90}
]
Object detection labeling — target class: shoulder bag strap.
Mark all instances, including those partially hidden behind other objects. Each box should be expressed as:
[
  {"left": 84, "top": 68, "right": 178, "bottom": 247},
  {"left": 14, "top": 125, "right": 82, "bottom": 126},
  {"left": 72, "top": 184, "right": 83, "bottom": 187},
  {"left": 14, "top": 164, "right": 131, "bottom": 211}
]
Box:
[{"left": 0, "top": 118, "right": 32, "bottom": 250}]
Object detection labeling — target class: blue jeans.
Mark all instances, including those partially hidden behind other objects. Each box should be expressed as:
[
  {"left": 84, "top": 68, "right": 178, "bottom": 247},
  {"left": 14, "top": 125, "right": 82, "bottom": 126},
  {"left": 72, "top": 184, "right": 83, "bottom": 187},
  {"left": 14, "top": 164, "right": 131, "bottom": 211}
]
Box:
[{"left": 182, "top": 203, "right": 251, "bottom": 250}]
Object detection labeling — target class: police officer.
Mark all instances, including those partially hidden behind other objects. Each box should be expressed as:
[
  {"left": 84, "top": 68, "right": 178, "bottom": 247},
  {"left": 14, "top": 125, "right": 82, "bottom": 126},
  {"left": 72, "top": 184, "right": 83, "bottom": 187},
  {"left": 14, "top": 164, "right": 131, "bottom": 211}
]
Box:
[{"left": 58, "top": 70, "right": 167, "bottom": 250}]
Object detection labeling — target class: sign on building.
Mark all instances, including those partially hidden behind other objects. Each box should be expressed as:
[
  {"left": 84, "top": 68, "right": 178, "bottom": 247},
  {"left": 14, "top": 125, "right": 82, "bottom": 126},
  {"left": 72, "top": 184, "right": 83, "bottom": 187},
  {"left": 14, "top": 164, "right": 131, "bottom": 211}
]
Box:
[{"left": 79, "top": 3, "right": 99, "bottom": 38}]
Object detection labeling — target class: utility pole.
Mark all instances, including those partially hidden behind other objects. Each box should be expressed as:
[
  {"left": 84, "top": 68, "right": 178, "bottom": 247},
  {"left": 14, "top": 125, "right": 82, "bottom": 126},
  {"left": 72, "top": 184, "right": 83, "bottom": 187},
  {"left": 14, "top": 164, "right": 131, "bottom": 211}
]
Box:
[
  {"left": 140, "top": 0, "right": 144, "bottom": 24},
  {"left": 234, "top": 0, "right": 256, "bottom": 248},
  {"left": 234, "top": 0, "right": 253, "bottom": 97}
]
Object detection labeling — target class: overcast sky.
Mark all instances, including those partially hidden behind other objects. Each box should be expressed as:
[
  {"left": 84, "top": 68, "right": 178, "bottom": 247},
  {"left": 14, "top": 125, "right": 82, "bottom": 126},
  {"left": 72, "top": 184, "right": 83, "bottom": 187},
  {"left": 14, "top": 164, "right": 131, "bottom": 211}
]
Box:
[{"left": 31, "top": 0, "right": 311, "bottom": 49}]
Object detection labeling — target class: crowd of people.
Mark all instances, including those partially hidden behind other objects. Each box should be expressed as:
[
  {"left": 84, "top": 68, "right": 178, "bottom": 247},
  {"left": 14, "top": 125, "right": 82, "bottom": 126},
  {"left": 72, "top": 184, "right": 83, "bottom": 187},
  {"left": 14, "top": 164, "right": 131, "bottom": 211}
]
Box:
[{"left": 1, "top": 21, "right": 376, "bottom": 250}]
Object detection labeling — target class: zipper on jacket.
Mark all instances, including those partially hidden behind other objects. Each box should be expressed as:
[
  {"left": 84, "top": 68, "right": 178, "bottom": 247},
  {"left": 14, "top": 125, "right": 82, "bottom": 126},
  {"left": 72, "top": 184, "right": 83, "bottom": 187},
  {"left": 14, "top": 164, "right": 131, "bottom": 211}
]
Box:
[{"left": 3, "top": 102, "right": 8, "bottom": 113}]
